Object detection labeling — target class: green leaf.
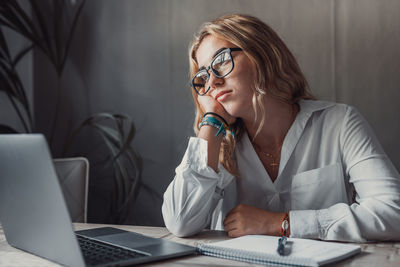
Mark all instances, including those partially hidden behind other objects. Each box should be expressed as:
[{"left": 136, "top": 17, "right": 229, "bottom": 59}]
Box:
[
  {"left": 1, "top": 1, "right": 36, "bottom": 43},
  {"left": 0, "top": 27, "right": 12, "bottom": 63},
  {"left": 61, "top": 0, "right": 86, "bottom": 72},
  {"left": 12, "top": 43, "right": 35, "bottom": 67},
  {"left": 0, "top": 64, "right": 18, "bottom": 98},
  {"left": 63, "top": 112, "right": 142, "bottom": 223},
  {"left": 0, "top": 60, "right": 30, "bottom": 109}
]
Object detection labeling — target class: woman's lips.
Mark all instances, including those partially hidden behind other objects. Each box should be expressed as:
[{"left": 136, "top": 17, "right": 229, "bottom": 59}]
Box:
[{"left": 215, "top": 90, "right": 232, "bottom": 102}]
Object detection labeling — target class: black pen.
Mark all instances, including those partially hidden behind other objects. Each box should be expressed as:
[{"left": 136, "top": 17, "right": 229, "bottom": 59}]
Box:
[{"left": 277, "top": 236, "right": 287, "bottom": 255}]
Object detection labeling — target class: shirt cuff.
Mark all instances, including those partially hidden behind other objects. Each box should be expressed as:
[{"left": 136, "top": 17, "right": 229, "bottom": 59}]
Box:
[
  {"left": 181, "top": 137, "right": 215, "bottom": 175},
  {"left": 180, "top": 137, "right": 234, "bottom": 187},
  {"left": 289, "top": 210, "right": 320, "bottom": 239}
]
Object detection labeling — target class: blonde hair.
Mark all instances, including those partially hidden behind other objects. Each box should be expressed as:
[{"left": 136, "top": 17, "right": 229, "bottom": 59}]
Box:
[{"left": 189, "top": 14, "right": 315, "bottom": 175}]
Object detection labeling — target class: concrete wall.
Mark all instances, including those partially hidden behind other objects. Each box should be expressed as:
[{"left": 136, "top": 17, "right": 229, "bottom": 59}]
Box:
[{"left": 32, "top": 0, "right": 400, "bottom": 226}]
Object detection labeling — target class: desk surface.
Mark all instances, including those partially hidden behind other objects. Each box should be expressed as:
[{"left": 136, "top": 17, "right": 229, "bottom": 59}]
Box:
[{"left": 1, "top": 223, "right": 400, "bottom": 266}]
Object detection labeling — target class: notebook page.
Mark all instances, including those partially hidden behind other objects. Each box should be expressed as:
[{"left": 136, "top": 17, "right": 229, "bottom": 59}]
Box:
[
  {"left": 205, "top": 235, "right": 360, "bottom": 264},
  {"left": 288, "top": 237, "right": 360, "bottom": 264},
  {"left": 208, "top": 235, "right": 278, "bottom": 254}
]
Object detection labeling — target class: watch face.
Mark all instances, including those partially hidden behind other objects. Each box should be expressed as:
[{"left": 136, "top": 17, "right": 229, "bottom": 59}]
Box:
[{"left": 282, "top": 220, "right": 289, "bottom": 230}]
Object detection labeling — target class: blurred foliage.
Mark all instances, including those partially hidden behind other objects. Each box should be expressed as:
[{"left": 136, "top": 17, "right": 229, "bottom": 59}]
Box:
[{"left": 0, "top": 0, "right": 144, "bottom": 224}]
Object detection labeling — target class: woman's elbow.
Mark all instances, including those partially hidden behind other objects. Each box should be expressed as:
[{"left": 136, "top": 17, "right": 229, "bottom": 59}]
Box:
[
  {"left": 162, "top": 206, "right": 204, "bottom": 237},
  {"left": 163, "top": 216, "right": 201, "bottom": 237}
]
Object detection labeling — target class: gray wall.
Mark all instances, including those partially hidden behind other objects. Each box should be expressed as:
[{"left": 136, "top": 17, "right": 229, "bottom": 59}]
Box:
[{"left": 33, "top": 0, "right": 400, "bottom": 226}]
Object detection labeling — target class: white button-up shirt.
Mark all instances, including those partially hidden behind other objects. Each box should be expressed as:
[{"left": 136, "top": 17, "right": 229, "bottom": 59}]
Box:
[{"left": 162, "top": 100, "right": 400, "bottom": 241}]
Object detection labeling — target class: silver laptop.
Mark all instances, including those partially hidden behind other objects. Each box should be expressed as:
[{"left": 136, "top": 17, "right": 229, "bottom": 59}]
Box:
[{"left": 0, "top": 134, "right": 196, "bottom": 266}]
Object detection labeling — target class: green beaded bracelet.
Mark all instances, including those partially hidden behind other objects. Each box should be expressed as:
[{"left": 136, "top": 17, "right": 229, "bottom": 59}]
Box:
[{"left": 199, "top": 116, "right": 226, "bottom": 137}]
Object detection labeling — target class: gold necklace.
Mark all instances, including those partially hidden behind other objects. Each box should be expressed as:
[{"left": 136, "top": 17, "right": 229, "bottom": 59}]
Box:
[
  {"left": 254, "top": 104, "right": 298, "bottom": 172},
  {"left": 255, "top": 144, "right": 282, "bottom": 172}
]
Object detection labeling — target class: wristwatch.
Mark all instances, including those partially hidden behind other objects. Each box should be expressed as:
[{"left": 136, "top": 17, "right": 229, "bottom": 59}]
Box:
[{"left": 281, "top": 213, "right": 290, "bottom": 237}]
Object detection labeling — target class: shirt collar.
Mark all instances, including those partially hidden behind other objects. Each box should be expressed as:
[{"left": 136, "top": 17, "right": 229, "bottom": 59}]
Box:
[
  {"left": 298, "top": 99, "right": 336, "bottom": 117},
  {"left": 280, "top": 100, "right": 335, "bottom": 173},
  {"left": 237, "top": 99, "right": 336, "bottom": 184}
]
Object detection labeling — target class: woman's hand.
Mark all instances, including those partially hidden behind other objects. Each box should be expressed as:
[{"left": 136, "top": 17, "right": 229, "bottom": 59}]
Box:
[
  {"left": 198, "top": 95, "right": 236, "bottom": 125},
  {"left": 223, "top": 204, "right": 286, "bottom": 238}
]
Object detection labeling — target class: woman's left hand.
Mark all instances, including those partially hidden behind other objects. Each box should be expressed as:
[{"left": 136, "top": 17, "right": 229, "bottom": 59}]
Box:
[{"left": 223, "top": 204, "right": 285, "bottom": 237}]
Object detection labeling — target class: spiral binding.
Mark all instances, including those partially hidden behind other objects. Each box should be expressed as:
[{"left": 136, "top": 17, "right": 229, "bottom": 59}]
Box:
[{"left": 197, "top": 243, "right": 315, "bottom": 267}]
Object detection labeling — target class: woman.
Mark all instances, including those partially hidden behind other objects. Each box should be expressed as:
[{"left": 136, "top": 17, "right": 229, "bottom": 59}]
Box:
[{"left": 162, "top": 14, "right": 400, "bottom": 242}]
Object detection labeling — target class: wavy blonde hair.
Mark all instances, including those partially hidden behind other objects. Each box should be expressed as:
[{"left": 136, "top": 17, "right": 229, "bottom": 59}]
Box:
[{"left": 189, "top": 14, "right": 315, "bottom": 176}]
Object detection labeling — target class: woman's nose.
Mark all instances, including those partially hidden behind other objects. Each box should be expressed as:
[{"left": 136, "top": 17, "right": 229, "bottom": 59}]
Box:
[{"left": 207, "top": 72, "right": 224, "bottom": 91}]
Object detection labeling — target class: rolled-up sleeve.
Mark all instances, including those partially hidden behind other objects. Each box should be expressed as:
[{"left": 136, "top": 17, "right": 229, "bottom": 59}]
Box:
[
  {"left": 162, "top": 137, "right": 235, "bottom": 237},
  {"left": 290, "top": 106, "right": 400, "bottom": 242}
]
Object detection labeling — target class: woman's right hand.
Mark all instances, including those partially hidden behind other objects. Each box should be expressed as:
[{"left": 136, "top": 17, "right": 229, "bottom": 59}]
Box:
[
  {"left": 197, "top": 94, "right": 235, "bottom": 172},
  {"left": 197, "top": 94, "right": 236, "bottom": 125}
]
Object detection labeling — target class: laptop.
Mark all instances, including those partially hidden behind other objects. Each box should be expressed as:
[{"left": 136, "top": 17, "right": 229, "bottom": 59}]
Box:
[{"left": 0, "top": 134, "right": 197, "bottom": 266}]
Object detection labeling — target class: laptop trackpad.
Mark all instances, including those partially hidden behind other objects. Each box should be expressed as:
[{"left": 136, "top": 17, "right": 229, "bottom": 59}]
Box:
[{"left": 95, "top": 232, "right": 161, "bottom": 250}]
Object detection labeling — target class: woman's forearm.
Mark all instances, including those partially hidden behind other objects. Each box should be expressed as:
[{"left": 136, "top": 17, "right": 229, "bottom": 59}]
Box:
[{"left": 197, "top": 125, "right": 224, "bottom": 172}]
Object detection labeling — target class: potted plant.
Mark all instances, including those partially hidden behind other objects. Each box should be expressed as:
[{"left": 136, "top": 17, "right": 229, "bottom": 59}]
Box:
[{"left": 0, "top": 0, "right": 144, "bottom": 224}]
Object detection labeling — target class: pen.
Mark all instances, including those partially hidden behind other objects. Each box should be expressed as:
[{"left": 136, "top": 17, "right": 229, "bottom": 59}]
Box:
[{"left": 277, "top": 236, "right": 287, "bottom": 255}]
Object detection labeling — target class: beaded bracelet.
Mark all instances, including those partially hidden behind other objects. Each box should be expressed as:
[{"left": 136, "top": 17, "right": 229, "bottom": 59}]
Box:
[
  {"left": 199, "top": 116, "right": 227, "bottom": 137},
  {"left": 203, "top": 112, "right": 228, "bottom": 126}
]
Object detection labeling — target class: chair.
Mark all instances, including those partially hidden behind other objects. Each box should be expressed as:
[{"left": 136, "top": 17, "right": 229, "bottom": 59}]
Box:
[{"left": 53, "top": 157, "right": 89, "bottom": 223}]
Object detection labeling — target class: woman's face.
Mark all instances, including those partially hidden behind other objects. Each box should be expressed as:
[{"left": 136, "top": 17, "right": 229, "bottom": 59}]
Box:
[{"left": 195, "top": 35, "right": 256, "bottom": 119}]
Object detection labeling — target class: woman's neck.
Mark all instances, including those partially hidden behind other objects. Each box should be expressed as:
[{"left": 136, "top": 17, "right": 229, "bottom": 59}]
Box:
[{"left": 243, "top": 96, "right": 298, "bottom": 150}]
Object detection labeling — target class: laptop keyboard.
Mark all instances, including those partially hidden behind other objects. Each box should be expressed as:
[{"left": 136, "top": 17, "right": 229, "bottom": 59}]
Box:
[{"left": 77, "top": 234, "right": 147, "bottom": 266}]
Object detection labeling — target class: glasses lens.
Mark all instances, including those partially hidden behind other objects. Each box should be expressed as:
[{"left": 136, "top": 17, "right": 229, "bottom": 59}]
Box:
[
  {"left": 211, "top": 50, "right": 233, "bottom": 77},
  {"left": 192, "top": 70, "right": 209, "bottom": 95}
]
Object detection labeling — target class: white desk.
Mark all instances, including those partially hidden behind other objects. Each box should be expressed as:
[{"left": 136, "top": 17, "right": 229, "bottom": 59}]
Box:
[{"left": 1, "top": 223, "right": 400, "bottom": 266}]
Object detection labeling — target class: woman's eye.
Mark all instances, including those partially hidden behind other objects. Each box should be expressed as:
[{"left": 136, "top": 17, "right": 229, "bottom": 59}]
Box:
[{"left": 213, "top": 52, "right": 230, "bottom": 68}]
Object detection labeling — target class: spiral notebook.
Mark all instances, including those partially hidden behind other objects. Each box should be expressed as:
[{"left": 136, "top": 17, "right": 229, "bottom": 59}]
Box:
[{"left": 197, "top": 235, "right": 360, "bottom": 266}]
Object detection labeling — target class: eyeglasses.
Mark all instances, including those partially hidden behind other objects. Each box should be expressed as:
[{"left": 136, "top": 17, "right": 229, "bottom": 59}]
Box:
[{"left": 191, "top": 47, "right": 243, "bottom": 96}]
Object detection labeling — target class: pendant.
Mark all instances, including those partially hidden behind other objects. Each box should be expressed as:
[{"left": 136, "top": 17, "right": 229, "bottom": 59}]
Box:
[{"left": 263, "top": 152, "right": 279, "bottom": 171}]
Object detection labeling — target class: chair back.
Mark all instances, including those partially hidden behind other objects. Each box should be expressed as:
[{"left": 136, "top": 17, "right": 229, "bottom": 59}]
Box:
[{"left": 53, "top": 157, "right": 89, "bottom": 223}]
